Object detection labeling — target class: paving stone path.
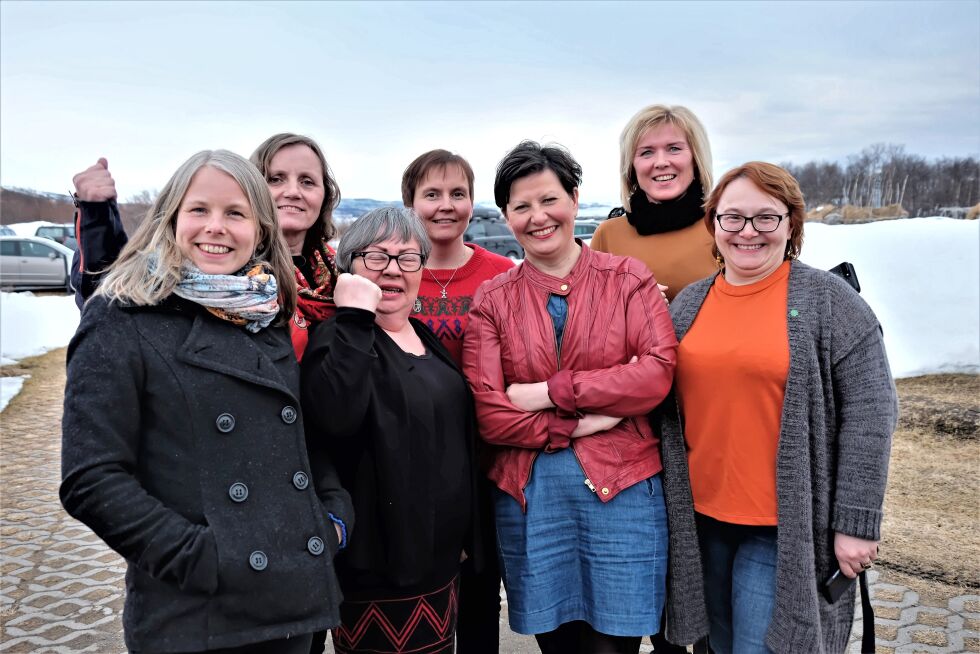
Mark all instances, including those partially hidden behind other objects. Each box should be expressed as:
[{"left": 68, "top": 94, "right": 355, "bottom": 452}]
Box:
[{"left": 1, "top": 349, "right": 977, "bottom": 653}]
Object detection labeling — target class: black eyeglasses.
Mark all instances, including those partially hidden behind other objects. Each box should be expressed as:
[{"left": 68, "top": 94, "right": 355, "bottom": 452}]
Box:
[
  {"left": 352, "top": 251, "right": 426, "bottom": 272},
  {"left": 715, "top": 213, "right": 787, "bottom": 233}
]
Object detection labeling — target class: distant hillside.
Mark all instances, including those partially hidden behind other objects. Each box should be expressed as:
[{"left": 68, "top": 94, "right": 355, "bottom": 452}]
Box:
[{"left": 0, "top": 187, "right": 151, "bottom": 234}]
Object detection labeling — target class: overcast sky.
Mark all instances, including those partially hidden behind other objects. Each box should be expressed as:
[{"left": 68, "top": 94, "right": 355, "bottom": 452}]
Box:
[{"left": 2, "top": 0, "right": 978, "bottom": 205}]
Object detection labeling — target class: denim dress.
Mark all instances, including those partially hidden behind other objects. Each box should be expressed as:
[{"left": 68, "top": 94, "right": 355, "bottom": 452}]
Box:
[{"left": 493, "top": 294, "right": 669, "bottom": 636}]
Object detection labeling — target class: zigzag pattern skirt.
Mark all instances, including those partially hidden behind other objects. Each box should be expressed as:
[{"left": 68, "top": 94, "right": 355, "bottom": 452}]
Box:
[{"left": 332, "top": 575, "right": 459, "bottom": 654}]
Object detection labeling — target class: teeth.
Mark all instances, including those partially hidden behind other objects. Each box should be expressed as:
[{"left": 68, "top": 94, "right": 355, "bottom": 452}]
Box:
[
  {"left": 530, "top": 226, "right": 557, "bottom": 237},
  {"left": 381, "top": 288, "right": 403, "bottom": 294},
  {"left": 735, "top": 244, "right": 764, "bottom": 250},
  {"left": 199, "top": 244, "right": 230, "bottom": 254},
  {"left": 278, "top": 205, "right": 303, "bottom": 212},
  {"left": 654, "top": 175, "right": 676, "bottom": 182}
]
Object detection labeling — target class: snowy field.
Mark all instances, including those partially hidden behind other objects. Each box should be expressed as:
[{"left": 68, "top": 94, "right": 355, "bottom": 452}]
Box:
[{"left": 0, "top": 217, "right": 977, "bottom": 411}]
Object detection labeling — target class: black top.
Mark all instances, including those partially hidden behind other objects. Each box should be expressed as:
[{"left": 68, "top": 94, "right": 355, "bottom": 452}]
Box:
[{"left": 301, "top": 307, "right": 481, "bottom": 589}]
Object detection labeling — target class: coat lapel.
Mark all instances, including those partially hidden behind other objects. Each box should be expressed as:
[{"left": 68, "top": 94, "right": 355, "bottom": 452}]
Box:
[{"left": 176, "top": 312, "right": 296, "bottom": 398}]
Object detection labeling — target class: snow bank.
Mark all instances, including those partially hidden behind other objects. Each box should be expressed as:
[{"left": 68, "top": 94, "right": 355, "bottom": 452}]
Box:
[
  {"left": 0, "top": 292, "right": 80, "bottom": 365},
  {"left": 799, "top": 218, "right": 979, "bottom": 378}
]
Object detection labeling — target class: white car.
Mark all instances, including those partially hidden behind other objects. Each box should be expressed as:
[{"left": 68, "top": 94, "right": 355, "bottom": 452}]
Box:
[{"left": 0, "top": 235, "right": 74, "bottom": 292}]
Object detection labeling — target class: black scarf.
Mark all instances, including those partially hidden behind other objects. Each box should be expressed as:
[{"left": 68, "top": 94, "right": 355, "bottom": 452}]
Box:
[{"left": 625, "top": 179, "right": 705, "bottom": 236}]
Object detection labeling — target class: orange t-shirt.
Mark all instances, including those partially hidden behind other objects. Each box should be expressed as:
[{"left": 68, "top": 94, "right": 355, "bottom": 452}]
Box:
[{"left": 676, "top": 261, "right": 791, "bottom": 525}]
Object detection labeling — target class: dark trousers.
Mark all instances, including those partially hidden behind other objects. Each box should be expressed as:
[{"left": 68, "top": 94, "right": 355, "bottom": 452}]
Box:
[
  {"left": 200, "top": 633, "right": 314, "bottom": 654},
  {"left": 456, "top": 476, "right": 502, "bottom": 654}
]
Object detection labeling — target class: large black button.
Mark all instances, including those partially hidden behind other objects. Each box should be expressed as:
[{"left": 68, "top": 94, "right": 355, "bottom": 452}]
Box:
[
  {"left": 249, "top": 551, "right": 268, "bottom": 571},
  {"left": 307, "top": 536, "right": 325, "bottom": 556},
  {"left": 229, "top": 482, "right": 248, "bottom": 503},
  {"left": 292, "top": 471, "right": 309, "bottom": 490},
  {"left": 281, "top": 406, "right": 298, "bottom": 424},
  {"left": 215, "top": 413, "right": 235, "bottom": 433}
]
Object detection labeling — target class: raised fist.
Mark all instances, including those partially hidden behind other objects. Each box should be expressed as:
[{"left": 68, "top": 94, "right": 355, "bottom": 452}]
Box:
[
  {"left": 333, "top": 272, "right": 383, "bottom": 313},
  {"left": 72, "top": 158, "right": 116, "bottom": 202}
]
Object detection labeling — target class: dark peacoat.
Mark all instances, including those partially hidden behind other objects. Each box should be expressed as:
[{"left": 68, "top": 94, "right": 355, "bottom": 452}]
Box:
[{"left": 60, "top": 295, "right": 354, "bottom": 654}]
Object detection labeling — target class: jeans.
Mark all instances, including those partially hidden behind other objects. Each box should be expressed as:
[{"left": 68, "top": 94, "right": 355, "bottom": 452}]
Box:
[{"left": 696, "top": 514, "right": 777, "bottom": 654}]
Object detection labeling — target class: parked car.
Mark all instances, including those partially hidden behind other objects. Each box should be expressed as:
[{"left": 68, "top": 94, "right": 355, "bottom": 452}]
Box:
[
  {"left": 0, "top": 225, "right": 15, "bottom": 236},
  {"left": 35, "top": 224, "right": 78, "bottom": 251},
  {"left": 574, "top": 219, "right": 602, "bottom": 245},
  {"left": 0, "top": 236, "right": 74, "bottom": 292},
  {"left": 464, "top": 217, "right": 523, "bottom": 259}
]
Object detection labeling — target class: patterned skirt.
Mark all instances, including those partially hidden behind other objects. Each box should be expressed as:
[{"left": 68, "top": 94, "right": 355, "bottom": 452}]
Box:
[{"left": 332, "top": 575, "right": 459, "bottom": 654}]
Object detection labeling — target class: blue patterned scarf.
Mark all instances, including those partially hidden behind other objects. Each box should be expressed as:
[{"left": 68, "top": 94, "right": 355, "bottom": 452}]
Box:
[{"left": 173, "top": 262, "right": 280, "bottom": 333}]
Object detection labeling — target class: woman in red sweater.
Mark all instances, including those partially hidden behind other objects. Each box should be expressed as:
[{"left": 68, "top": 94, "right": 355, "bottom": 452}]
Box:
[{"left": 401, "top": 150, "right": 514, "bottom": 654}]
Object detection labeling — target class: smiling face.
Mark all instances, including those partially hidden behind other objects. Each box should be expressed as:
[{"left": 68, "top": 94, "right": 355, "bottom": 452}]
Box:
[
  {"left": 632, "top": 123, "right": 696, "bottom": 203},
  {"left": 504, "top": 169, "right": 579, "bottom": 270},
  {"left": 350, "top": 236, "right": 424, "bottom": 319},
  {"left": 714, "top": 176, "right": 790, "bottom": 285},
  {"left": 411, "top": 164, "right": 473, "bottom": 246},
  {"left": 265, "top": 144, "right": 325, "bottom": 246},
  {"left": 175, "top": 166, "right": 258, "bottom": 275}
]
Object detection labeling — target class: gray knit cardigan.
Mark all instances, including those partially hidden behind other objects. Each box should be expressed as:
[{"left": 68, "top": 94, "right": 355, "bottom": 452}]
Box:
[{"left": 658, "top": 260, "right": 897, "bottom": 653}]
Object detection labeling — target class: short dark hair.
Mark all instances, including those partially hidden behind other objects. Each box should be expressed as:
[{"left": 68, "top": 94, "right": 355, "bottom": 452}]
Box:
[
  {"left": 401, "top": 149, "right": 475, "bottom": 207},
  {"left": 493, "top": 141, "right": 582, "bottom": 210}
]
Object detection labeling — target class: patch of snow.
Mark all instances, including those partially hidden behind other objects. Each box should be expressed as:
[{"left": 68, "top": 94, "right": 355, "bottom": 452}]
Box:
[
  {"left": 0, "top": 291, "right": 80, "bottom": 364},
  {"left": 0, "top": 375, "right": 28, "bottom": 412},
  {"left": 798, "top": 218, "right": 979, "bottom": 378}
]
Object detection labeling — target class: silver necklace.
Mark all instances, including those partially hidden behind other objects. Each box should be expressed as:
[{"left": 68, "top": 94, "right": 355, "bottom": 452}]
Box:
[{"left": 425, "top": 266, "right": 460, "bottom": 300}]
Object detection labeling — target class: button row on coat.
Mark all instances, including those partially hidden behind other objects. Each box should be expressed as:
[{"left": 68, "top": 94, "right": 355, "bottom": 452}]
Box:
[
  {"left": 247, "top": 535, "right": 325, "bottom": 574},
  {"left": 228, "top": 471, "right": 310, "bottom": 503},
  {"left": 214, "top": 405, "right": 297, "bottom": 434}
]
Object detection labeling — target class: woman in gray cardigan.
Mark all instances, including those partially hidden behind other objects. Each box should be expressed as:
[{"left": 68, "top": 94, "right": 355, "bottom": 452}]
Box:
[{"left": 661, "top": 161, "right": 896, "bottom": 653}]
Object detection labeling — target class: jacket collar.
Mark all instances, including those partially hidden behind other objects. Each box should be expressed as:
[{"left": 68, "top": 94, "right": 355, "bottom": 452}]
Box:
[
  {"left": 518, "top": 239, "right": 591, "bottom": 296},
  {"left": 175, "top": 307, "right": 296, "bottom": 398}
]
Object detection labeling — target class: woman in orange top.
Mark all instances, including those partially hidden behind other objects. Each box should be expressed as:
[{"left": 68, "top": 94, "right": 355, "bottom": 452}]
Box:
[{"left": 664, "top": 162, "right": 896, "bottom": 653}]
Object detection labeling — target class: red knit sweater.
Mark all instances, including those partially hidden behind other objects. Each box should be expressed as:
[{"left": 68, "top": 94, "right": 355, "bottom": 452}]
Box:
[{"left": 414, "top": 244, "right": 515, "bottom": 365}]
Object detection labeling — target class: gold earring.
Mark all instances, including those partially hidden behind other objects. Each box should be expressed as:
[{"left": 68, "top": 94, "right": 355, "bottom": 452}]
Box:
[{"left": 714, "top": 253, "right": 725, "bottom": 267}]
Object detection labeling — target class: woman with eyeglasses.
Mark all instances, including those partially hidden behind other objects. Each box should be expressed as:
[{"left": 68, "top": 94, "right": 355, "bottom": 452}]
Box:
[
  {"left": 301, "top": 207, "right": 480, "bottom": 654},
  {"left": 662, "top": 162, "right": 896, "bottom": 653}
]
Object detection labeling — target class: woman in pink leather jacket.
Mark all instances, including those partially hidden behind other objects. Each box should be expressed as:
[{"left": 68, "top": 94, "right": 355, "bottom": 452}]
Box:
[{"left": 462, "top": 141, "right": 706, "bottom": 654}]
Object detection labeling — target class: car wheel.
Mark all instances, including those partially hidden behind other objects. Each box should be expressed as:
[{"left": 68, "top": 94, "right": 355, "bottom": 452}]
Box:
[{"left": 505, "top": 250, "right": 519, "bottom": 259}]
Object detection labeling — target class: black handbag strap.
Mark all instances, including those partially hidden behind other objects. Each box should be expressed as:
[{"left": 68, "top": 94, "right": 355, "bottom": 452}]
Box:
[{"left": 859, "top": 570, "right": 875, "bottom": 653}]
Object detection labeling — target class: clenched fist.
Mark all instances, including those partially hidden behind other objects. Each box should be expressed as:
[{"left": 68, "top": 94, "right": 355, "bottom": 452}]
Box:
[
  {"left": 72, "top": 158, "right": 116, "bottom": 202},
  {"left": 334, "top": 272, "right": 382, "bottom": 313}
]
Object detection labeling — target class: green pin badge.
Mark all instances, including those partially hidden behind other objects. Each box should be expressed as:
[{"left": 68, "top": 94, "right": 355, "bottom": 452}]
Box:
[{"left": 789, "top": 309, "right": 799, "bottom": 317}]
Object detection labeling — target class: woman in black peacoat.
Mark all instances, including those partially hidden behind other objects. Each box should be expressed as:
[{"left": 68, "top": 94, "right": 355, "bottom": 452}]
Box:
[{"left": 60, "top": 150, "right": 353, "bottom": 654}]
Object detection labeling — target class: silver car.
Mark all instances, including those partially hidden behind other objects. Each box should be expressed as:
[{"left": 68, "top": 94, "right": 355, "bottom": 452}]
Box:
[{"left": 0, "top": 235, "right": 74, "bottom": 292}]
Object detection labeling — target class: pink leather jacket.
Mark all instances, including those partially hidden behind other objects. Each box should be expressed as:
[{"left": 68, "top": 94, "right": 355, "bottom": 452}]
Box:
[{"left": 462, "top": 245, "right": 677, "bottom": 510}]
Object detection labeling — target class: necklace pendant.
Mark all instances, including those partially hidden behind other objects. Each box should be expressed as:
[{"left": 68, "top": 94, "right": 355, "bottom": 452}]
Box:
[{"left": 440, "top": 289, "right": 448, "bottom": 299}]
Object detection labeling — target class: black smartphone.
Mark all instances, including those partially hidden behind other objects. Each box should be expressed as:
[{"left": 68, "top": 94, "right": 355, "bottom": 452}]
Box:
[
  {"left": 822, "top": 569, "right": 856, "bottom": 603},
  {"left": 829, "top": 262, "right": 861, "bottom": 293}
]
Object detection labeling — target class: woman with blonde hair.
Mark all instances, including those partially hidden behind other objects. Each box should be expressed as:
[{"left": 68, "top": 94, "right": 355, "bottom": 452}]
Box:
[
  {"left": 590, "top": 104, "right": 717, "bottom": 301},
  {"left": 61, "top": 149, "right": 352, "bottom": 654},
  {"left": 71, "top": 132, "right": 343, "bottom": 359}
]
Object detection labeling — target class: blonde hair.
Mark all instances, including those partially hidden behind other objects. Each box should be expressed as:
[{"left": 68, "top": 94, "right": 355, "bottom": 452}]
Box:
[
  {"left": 619, "top": 104, "right": 713, "bottom": 212},
  {"left": 96, "top": 150, "right": 297, "bottom": 322}
]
